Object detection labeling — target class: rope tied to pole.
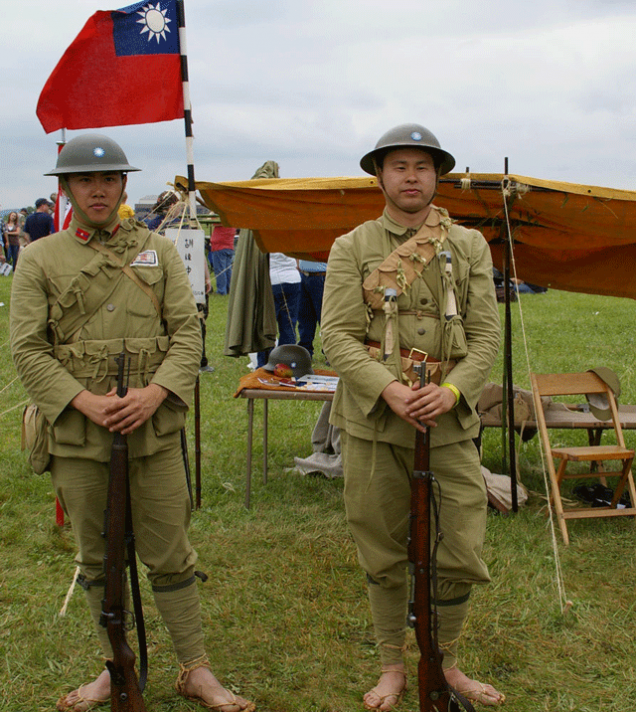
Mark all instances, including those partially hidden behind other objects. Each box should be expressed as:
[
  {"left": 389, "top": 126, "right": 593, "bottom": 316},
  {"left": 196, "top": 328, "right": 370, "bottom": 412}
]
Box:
[{"left": 499, "top": 178, "right": 571, "bottom": 615}]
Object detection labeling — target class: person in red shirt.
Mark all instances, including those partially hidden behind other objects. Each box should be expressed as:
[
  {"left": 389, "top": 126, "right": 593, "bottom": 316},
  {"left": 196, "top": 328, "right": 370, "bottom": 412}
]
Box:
[{"left": 209, "top": 225, "right": 235, "bottom": 295}]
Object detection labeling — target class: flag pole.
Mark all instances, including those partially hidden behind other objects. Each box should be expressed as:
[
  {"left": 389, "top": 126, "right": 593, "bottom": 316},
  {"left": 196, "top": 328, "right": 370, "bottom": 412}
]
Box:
[
  {"left": 177, "top": 0, "right": 202, "bottom": 509},
  {"left": 176, "top": 0, "right": 197, "bottom": 223},
  {"left": 54, "top": 128, "right": 69, "bottom": 233},
  {"left": 54, "top": 127, "right": 69, "bottom": 527}
]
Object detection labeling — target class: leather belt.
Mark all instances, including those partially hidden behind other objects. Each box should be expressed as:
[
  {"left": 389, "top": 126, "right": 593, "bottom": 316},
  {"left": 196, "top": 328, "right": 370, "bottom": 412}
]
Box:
[
  {"left": 371, "top": 309, "right": 440, "bottom": 319},
  {"left": 364, "top": 340, "right": 440, "bottom": 363}
]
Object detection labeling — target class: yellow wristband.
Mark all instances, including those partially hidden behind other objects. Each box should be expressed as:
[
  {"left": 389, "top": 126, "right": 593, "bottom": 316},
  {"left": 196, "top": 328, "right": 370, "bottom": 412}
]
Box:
[{"left": 441, "top": 382, "right": 461, "bottom": 406}]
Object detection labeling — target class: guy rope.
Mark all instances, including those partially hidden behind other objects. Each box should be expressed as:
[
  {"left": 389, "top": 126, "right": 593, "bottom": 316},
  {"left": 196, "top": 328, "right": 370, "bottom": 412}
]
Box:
[{"left": 497, "top": 167, "right": 571, "bottom": 615}]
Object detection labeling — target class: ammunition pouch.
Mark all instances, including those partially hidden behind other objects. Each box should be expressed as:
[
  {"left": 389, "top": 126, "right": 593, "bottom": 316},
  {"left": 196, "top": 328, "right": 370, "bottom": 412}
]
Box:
[
  {"left": 54, "top": 335, "right": 170, "bottom": 387},
  {"left": 443, "top": 314, "right": 469, "bottom": 360}
]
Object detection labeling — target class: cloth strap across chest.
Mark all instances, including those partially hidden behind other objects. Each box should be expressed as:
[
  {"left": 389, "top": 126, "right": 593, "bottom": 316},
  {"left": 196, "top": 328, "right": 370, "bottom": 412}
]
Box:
[
  {"left": 362, "top": 211, "right": 448, "bottom": 311},
  {"left": 359, "top": 208, "right": 466, "bottom": 384},
  {"left": 88, "top": 240, "right": 162, "bottom": 317},
  {"left": 48, "top": 231, "right": 159, "bottom": 346}
]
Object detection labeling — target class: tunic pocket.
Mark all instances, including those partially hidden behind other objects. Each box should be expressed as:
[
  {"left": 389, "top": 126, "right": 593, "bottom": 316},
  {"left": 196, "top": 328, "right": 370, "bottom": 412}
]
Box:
[
  {"left": 125, "top": 265, "right": 164, "bottom": 317},
  {"left": 152, "top": 399, "right": 186, "bottom": 438},
  {"left": 52, "top": 409, "right": 87, "bottom": 447}
]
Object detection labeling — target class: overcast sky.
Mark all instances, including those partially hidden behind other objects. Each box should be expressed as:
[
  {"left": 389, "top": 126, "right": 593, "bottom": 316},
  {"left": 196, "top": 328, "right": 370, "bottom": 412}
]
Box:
[{"left": 2, "top": 0, "right": 636, "bottom": 211}]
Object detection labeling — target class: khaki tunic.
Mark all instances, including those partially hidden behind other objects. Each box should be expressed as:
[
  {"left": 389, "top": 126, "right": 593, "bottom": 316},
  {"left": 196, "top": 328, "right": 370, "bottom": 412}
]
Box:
[
  {"left": 10, "top": 217, "right": 202, "bottom": 460},
  {"left": 322, "top": 208, "right": 500, "bottom": 449}
]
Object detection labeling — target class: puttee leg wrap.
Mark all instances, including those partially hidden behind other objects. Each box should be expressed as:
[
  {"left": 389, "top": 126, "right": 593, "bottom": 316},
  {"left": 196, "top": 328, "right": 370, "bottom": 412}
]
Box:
[
  {"left": 434, "top": 586, "right": 471, "bottom": 671},
  {"left": 367, "top": 576, "right": 408, "bottom": 667},
  {"left": 152, "top": 576, "right": 206, "bottom": 664}
]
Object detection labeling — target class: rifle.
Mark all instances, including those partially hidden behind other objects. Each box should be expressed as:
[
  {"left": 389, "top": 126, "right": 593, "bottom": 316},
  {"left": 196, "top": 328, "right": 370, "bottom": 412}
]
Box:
[
  {"left": 101, "top": 353, "right": 148, "bottom": 711},
  {"left": 407, "top": 362, "right": 474, "bottom": 712}
]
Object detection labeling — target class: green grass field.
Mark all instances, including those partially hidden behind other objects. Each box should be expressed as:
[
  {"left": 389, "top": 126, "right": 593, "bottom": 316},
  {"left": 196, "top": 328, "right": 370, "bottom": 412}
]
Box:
[{"left": 1, "top": 273, "right": 635, "bottom": 711}]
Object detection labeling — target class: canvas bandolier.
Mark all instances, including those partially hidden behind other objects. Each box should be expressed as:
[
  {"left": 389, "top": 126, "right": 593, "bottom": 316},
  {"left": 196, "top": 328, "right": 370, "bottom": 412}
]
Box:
[
  {"left": 361, "top": 206, "right": 467, "bottom": 386},
  {"left": 48, "top": 229, "right": 173, "bottom": 388},
  {"left": 50, "top": 229, "right": 159, "bottom": 344}
]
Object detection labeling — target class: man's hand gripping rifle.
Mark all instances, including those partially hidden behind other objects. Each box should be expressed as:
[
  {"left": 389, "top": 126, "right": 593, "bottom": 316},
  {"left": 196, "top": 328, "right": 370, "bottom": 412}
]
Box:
[
  {"left": 101, "top": 352, "right": 148, "bottom": 711},
  {"left": 408, "top": 360, "right": 474, "bottom": 712}
]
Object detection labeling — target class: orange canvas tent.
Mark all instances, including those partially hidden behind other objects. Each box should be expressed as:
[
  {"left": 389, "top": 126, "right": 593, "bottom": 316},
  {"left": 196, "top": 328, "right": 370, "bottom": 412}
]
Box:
[{"left": 179, "top": 173, "right": 636, "bottom": 300}]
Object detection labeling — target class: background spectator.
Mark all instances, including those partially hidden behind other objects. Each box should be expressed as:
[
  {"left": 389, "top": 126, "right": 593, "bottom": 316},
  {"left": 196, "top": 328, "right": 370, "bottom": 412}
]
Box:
[
  {"left": 209, "top": 225, "right": 235, "bottom": 295},
  {"left": 144, "top": 190, "right": 178, "bottom": 231},
  {"left": 17, "top": 209, "right": 28, "bottom": 248},
  {"left": 297, "top": 259, "right": 327, "bottom": 359},
  {"left": 1, "top": 214, "right": 6, "bottom": 261},
  {"left": 257, "top": 252, "right": 300, "bottom": 367},
  {"left": 23, "top": 198, "right": 54, "bottom": 243},
  {"left": 5, "top": 212, "right": 21, "bottom": 269},
  {"left": 118, "top": 191, "right": 135, "bottom": 220}
]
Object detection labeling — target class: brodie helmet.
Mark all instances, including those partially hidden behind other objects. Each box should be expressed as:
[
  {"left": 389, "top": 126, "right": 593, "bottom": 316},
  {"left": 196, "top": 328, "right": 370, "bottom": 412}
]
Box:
[
  {"left": 263, "top": 345, "right": 314, "bottom": 379},
  {"left": 45, "top": 134, "right": 141, "bottom": 176},
  {"left": 360, "top": 123, "right": 455, "bottom": 177}
]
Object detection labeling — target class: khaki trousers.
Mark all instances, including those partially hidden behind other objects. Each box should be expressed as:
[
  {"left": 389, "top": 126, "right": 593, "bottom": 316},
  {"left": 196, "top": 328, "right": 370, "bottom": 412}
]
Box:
[
  {"left": 341, "top": 433, "right": 490, "bottom": 668},
  {"left": 51, "top": 445, "right": 205, "bottom": 663}
]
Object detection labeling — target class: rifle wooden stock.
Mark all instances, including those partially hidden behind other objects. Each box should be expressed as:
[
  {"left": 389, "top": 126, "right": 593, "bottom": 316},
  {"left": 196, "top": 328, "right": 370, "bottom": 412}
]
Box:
[
  {"left": 408, "top": 366, "right": 473, "bottom": 712},
  {"left": 101, "top": 354, "right": 147, "bottom": 711}
]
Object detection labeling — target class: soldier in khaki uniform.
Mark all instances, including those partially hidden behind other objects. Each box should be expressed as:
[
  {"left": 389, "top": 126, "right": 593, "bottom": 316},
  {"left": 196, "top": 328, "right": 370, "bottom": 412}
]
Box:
[
  {"left": 10, "top": 135, "right": 254, "bottom": 712},
  {"left": 321, "top": 124, "right": 504, "bottom": 709}
]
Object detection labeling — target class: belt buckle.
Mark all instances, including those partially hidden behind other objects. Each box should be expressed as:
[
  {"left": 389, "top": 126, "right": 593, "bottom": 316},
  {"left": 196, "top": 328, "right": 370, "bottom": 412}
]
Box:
[{"left": 408, "top": 348, "right": 428, "bottom": 363}]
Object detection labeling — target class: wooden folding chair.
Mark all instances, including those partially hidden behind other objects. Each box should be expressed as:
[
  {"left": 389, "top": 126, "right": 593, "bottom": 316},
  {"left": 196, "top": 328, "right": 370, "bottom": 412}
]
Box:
[{"left": 530, "top": 371, "right": 636, "bottom": 545}]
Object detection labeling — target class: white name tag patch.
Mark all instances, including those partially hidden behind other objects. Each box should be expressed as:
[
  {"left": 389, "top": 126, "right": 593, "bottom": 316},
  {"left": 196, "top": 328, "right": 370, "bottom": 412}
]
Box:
[{"left": 131, "top": 250, "right": 158, "bottom": 267}]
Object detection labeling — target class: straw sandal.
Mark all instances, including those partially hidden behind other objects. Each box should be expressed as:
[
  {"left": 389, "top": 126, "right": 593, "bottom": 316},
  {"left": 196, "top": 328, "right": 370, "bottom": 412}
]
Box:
[
  {"left": 56, "top": 684, "right": 109, "bottom": 712},
  {"left": 175, "top": 656, "right": 256, "bottom": 712},
  {"left": 363, "top": 667, "right": 408, "bottom": 711},
  {"left": 457, "top": 680, "right": 506, "bottom": 706}
]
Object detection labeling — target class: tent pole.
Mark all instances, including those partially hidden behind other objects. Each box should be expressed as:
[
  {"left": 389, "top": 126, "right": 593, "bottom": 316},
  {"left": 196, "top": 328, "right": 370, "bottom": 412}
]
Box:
[{"left": 502, "top": 158, "right": 519, "bottom": 512}]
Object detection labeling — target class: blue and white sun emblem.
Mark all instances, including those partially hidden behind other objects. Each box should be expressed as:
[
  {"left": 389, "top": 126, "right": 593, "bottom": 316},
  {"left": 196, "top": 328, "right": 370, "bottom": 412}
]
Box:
[
  {"left": 411, "top": 132, "right": 422, "bottom": 141},
  {"left": 136, "top": 2, "right": 172, "bottom": 43},
  {"left": 94, "top": 147, "right": 105, "bottom": 158}
]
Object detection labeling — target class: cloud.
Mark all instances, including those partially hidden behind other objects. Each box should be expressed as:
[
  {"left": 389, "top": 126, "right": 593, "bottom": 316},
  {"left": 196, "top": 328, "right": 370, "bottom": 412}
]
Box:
[{"left": 2, "top": 0, "right": 636, "bottom": 210}]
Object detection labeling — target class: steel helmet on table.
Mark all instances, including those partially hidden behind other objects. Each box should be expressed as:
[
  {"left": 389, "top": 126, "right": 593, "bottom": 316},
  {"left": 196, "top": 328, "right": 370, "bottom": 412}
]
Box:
[
  {"left": 360, "top": 123, "right": 455, "bottom": 177},
  {"left": 263, "top": 345, "right": 314, "bottom": 379},
  {"left": 45, "top": 134, "right": 141, "bottom": 176}
]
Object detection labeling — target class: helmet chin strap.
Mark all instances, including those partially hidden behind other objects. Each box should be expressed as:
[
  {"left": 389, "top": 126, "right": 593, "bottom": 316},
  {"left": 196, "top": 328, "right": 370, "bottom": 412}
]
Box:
[{"left": 60, "top": 174, "right": 127, "bottom": 231}]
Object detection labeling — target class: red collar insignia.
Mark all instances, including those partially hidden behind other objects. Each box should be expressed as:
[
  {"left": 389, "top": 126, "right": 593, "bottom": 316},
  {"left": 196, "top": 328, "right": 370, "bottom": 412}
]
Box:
[{"left": 75, "top": 228, "right": 90, "bottom": 242}]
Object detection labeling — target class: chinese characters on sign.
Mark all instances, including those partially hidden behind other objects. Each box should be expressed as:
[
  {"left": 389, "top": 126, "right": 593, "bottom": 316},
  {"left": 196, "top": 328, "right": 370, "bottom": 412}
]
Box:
[{"left": 165, "top": 228, "right": 206, "bottom": 304}]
